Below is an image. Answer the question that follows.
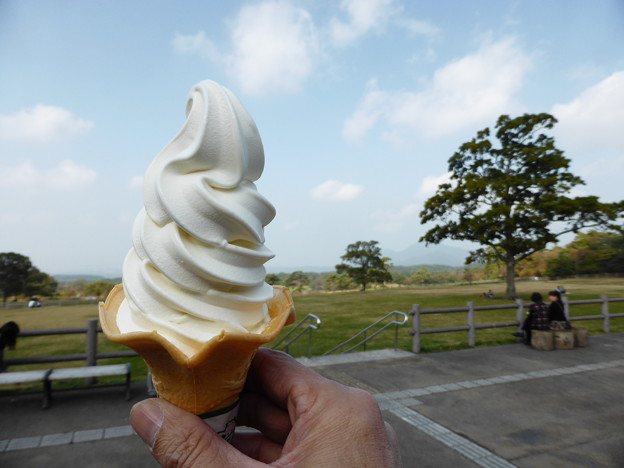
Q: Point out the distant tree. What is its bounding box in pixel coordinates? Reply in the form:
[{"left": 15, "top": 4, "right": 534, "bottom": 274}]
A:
[
  {"left": 324, "top": 272, "right": 356, "bottom": 291},
  {"left": 336, "top": 241, "right": 392, "bottom": 291},
  {"left": 545, "top": 249, "right": 575, "bottom": 278},
  {"left": 462, "top": 267, "right": 475, "bottom": 284},
  {"left": 567, "top": 231, "right": 620, "bottom": 274},
  {"left": 605, "top": 234, "right": 624, "bottom": 273},
  {"left": 24, "top": 267, "right": 58, "bottom": 298},
  {"left": 420, "top": 113, "right": 624, "bottom": 299},
  {"left": 84, "top": 281, "right": 115, "bottom": 299},
  {"left": 0, "top": 252, "right": 33, "bottom": 303},
  {"left": 409, "top": 268, "right": 432, "bottom": 285},
  {"left": 60, "top": 279, "right": 88, "bottom": 297},
  {"left": 265, "top": 273, "right": 281, "bottom": 285},
  {"left": 285, "top": 271, "right": 310, "bottom": 292}
]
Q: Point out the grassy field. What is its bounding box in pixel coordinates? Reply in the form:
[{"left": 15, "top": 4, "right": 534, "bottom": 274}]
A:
[{"left": 1, "top": 277, "right": 623, "bottom": 387}]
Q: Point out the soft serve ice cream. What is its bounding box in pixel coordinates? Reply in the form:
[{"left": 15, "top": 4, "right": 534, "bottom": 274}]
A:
[
  {"left": 116, "top": 80, "right": 276, "bottom": 358},
  {"left": 99, "top": 80, "right": 295, "bottom": 418}
]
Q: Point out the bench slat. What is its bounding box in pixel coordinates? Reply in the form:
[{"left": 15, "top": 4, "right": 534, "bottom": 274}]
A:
[
  {"left": 0, "top": 369, "right": 51, "bottom": 385},
  {"left": 49, "top": 364, "right": 129, "bottom": 380}
]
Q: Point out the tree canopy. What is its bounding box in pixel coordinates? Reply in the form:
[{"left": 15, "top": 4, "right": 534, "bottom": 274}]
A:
[
  {"left": 0, "top": 252, "right": 33, "bottom": 302},
  {"left": 24, "top": 267, "right": 58, "bottom": 298},
  {"left": 336, "top": 240, "right": 392, "bottom": 291},
  {"left": 0, "top": 252, "right": 60, "bottom": 302},
  {"left": 420, "top": 113, "right": 624, "bottom": 299}
]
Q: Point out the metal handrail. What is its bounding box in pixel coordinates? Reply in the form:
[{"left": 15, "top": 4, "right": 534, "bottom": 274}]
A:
[
  {"left": 323, "top": 311, "right": 408, "bottom": 355},
  {"left": 271, "top": 314, "right": 321, "bottom": 357}
]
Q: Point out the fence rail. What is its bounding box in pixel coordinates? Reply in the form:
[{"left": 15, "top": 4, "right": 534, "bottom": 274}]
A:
[
  {"left": 4, "top": 319, "right": 137, "bottom": 369},
  {"left": 271, "top": 313, "right": 321, "bottom": 357},
  {"left": 410, "top": 295, "right": 624, "bottom": 353},
  {"left": 323, "top": 311, "right": 408, "bottom": 355}
]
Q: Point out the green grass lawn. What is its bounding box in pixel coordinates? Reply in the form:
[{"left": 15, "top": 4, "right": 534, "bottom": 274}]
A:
[{"left": 2, "top": 277, "right": 623, "bottom": 387}]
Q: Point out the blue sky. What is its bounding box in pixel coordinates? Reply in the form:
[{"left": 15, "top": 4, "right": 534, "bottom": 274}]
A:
[{"left": 1, "top": 0, "right": 623, "bottom": 276}]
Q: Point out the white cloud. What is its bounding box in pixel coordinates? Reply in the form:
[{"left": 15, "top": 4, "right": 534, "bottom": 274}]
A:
[
  {"left": 330, "top": 0, "right": 396, "bottom": 46},
  {"left": 171, "top": 2, "right": 318, "bottom": 96},
  {"left": 552, "top": 71, "right": 624, "bottom": 152},
  {"left": 371, "top": 172, "right": 451, "bottom": 233},
  {"left": 342, "top": 79, "right": 390, "bottom": 142},
  {"left": 46, "top": 160, "right": 97, "bottom": 190},
  {"left": 400, "top": 18, "right": 441, "bottom": 38},
  {"left": 0, "top": 105, "right": 93, "bottom": 143},
  {"left": 416, "top": 172, "right": 452, "bottom": 200},
  {"left": 228, "top": 1, "right": 319, "bottom": 96},
  {"left": 310, "top": 180, "right": 364, "bottom": 202},
  {"left": 343, "top": 37, "right": 532, "bottom": 143},
  {"left": 171, "top": 31, "right": 220, "bottom": 61},
  {"left": 371, "top": 202, "right": 420, "bottom": 233},
  {"left": 1, "top": 160, "right": 97, "bottom": 191}
]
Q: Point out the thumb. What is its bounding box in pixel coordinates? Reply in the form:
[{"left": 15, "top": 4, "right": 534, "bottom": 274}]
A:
[{"left": 130, "top": 399, "right": 254, "bottom": 467}]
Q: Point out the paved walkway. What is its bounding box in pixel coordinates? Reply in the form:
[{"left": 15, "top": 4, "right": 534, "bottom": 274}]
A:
[{"left": 1, "top": 333, "right": 623, "bottom": 467}]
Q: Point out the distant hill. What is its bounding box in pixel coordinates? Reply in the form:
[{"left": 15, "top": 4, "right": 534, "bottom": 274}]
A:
[
  {"left": 54, "top": 274, "right": 122, "bottom": 284},
  {"left": 266, "top": 243, "right": 471, "bottom": 274},
  {"left": 383, "top": 242, "right": 470, "bottom": 267},
  {"left": 391, "top": 264, "right": 464, "bottom": 273}
]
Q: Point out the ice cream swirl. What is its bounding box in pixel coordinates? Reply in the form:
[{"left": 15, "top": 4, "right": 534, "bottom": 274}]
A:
[{"left": 117, "top": 81, "right": 276, "bottom": 357}]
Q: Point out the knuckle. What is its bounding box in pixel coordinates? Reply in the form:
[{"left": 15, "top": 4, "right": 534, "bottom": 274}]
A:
[{"left": 154, "top": 423, "right": 211, "bottom": 468}]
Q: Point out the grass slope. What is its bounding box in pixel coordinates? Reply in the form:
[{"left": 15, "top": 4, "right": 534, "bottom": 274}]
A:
[{"left": 1, "top": 278, "right": 622, "bottom": 385}]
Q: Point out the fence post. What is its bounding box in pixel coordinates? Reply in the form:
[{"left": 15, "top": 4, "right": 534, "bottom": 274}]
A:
[
  {"left": 86, "top": 319, "right": 98, "bottom": 385},
  {"left": 467, "top": 302, "right": 475, "bottom": 347},
  {"left": 411, "top": 305, "right": 421, "bottom": 354},
  {"left": 515, "top": 298, "right": 524, "bottom": 331},
  {"left": 601, "top": 294, "right": 610, "bottom": 333},
  {"left": 307, "top": 327, "right": 313, "bottom": 358},
  {"left": 562, "top": 296, "right": 571, "bottom": 321}
]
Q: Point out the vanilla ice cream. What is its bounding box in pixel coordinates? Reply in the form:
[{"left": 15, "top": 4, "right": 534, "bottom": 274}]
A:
[{"left": 116, "top": 80, "right": 276, "bottom": 358}]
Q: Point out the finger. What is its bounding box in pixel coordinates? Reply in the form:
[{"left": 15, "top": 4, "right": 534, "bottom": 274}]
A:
[
  {"left": 130, "top": 398, "right": 260, "bottom": 468},
  {"left": 237, "top": 391, "right": 291, "bottom": 443},
  {"left": 384, "top": 421, "right": 403, "bottom": 467},
  {"left": 246, "top": 348, "right": 327, "bottom": 408},
  {"left": 232, "top": 431, "right": 283, "bottom": 463}
]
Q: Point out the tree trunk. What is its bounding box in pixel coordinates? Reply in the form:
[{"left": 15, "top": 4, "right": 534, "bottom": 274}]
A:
[{"left": 505, "top": 259, "right": 516, "bottom": 299}]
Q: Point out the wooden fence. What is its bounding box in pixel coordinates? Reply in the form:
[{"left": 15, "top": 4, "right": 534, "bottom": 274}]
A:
[
  {"left": 4, "top": 319, "right": 137, "bottom": 369},
  {"left": 410, "top": 295, "right": 624, "bottom": 353}
]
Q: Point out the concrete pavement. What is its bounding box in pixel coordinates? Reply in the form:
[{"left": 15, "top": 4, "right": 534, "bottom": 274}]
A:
[{"left": 1, "top": 333, "right": 623, "bottom": 467}]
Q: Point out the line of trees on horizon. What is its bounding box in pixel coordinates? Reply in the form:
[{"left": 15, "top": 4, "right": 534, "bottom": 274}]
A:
[{"left": 0, "top": 252, "right": 117, "bottom": 303}]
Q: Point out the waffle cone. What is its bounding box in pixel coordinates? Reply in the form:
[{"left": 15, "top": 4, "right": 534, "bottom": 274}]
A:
[{"left": 99, "top": 284, "right": 295, "bottom": 415}]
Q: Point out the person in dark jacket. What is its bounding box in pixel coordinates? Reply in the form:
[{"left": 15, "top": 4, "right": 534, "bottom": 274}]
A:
[
  {"left": 548, "top": 290, "right": 571, "bottom": 329},
  {"left": 0, "top": 321, "right": 20, "bottom": 372},
  {"left": 515, "top": 292, "right": 550, "bottom": 344}
]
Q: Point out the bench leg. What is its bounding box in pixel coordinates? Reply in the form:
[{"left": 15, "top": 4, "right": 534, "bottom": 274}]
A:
[
  {"left": 43, "top": 380, "right": 51, "bottom": 409},
  {"left": 125, "top": 371, "right": 131, "bottom": 401}
]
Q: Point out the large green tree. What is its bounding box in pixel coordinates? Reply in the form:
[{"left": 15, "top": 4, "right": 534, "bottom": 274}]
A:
[
  {"left": 420, "top": 113, "right": 624, "bottom": 299},
  {"left": 284, "top": 271, "right": 310, "bottom": 292},
  {"left": 0, "top": 252, "right": 33, "bottom": 302},
  {"left": 336, "top": 240, "right": 392, "bottom": 291},
  {"left": 24, "top": 267, "right": 58, "bottom": 298}
]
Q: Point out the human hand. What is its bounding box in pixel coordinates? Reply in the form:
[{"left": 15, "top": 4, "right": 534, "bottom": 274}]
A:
[{"left": 130, "top": 348, "right": 401, "bottom": 467}]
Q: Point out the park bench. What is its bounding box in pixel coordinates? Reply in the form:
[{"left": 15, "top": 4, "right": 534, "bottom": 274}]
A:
[
  {"left": 531, "top": 327, "right": 589, "bottom": 351},
  {"left": 0, "top": 369, "right": 53, "bottom": 408},
  {"left": 0, "top": 363, "right": 131, "bottom": 408}
]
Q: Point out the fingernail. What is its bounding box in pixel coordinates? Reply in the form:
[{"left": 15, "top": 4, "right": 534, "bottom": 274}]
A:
[{"left": 131, "top": 400, "right": 164, "bottom": 449}]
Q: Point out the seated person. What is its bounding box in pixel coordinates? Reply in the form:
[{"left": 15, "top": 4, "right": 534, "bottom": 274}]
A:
[
  {"left": 523, "top": 292, "right": 550, "bottom": 343},
  {"left": 548, "top": 290, "right": 571, "bottom": 329}
]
